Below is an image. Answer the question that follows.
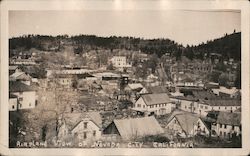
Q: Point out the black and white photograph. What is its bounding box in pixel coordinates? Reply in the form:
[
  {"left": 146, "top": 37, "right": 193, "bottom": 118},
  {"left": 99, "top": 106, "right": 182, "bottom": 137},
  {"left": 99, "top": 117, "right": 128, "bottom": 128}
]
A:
[{"left": 1, "top": 0, "right": 250, "bottom": 155}]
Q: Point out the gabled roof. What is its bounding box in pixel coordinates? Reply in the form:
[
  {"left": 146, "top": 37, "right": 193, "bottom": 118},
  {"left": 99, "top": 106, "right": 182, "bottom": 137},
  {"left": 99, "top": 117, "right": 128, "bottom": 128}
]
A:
[
  {"left": 216, "top": 112, "right": 241, "bottom": 126},
  {"left": 62, "top": 111, "right": 102, "bottom": 130},
  {"left": 173, "top": 113, "right": 200, "bottom": 134},
  {"left": 146, "top": 86, "right": 169, "bottom": 94},
  {"left": 9, "top": 65, "right": 18, "bottom": 71},
  {"left": 113, "top": 116, "right": 164, "bottom": 140},
  {"left": 9, "top": 81, "right": 35, "bottom": 92},
  {"left": 10, "top": 72, "right": 31, "bottom": 81},
  {"left": 203, "top": 99, "right": 241, "bottom": 106},
  {"left": 141, "top": 93, "right": 170, "bottom": 105}
]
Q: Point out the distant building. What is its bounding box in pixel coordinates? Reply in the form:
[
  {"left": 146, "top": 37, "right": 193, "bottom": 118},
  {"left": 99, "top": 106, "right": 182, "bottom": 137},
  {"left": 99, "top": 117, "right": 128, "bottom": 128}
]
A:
[
  {"left": 212, "top": 87, "right": 240, "bottom": 98},
  {"left": 212, "top": 112, "right": 241, "bottom": 139},
  {"left": 170, "top": 96, "right": 199, "bottom": 113},
  {"left": 110, "top": 56, "right": 132, "bottom": 69},
  {"left": 133, "top": 93, "right": 172, "bottom": 115},
  {"left": 9, "top": 94, "right": 18, "bottom": 111},
  {"left": 166, "top": 112, "right": 210, "bottom": 138},
  {"left": 9, "top": 72, "right": 32, "bottom": 86},
  {"left": 145, "top": 86, "right": 170, "bottom": 95},
  {"left": 58, "top": 112, "right": 102, "bottom": 142},
  {"left": 9, "top": 81, "right": 37, "bottom": 110},
  {"left": 10, "top": 58, "right": 36, "bottom": 65},
  {"left": 9, "top": 65, "right": 21, "bottom": 75},
  {"left": 103, "top": 116, "right": 164, "bottom": 140},
  {"left": 198, "top": 99, "right": 241, "bottom": 117}
]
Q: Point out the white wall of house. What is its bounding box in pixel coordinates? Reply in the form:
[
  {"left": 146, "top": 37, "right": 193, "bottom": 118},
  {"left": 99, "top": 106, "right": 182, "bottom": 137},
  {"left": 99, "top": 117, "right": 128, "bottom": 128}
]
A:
[
  {"left": 134, "top": 97, "right": 172, "bottom": 115},
  {"left": 198, "top": 103, "right": 240, "bottom": 117},
  {"left": 213, "top": 123, "right": 241, "bottom": 138},
  {"left": 170, "top": 98, "right": 198, "bottom": 114},
  {"left": 192, "top": 119, "right": 210, "bottom": 136},
  {"left": 11, "top": 91, "right": 36, "bottom": 109},
  {"left": 58, "top": 78, "right": 73, "bottom": 87},
  {"left": 111, "top": 56, "right": 131, "bottom": 68},
  {"left": 9, "top": 98, "right": 18, "bottom": 111},
  {"left": 166, "top": 117, "right": 187, "bottom": 137},
  {"left": 184, "top": 82, "right": 195, "bottom": 87},
  {"left": 71, "top": 119, "right": 101, "bottom": 141}
]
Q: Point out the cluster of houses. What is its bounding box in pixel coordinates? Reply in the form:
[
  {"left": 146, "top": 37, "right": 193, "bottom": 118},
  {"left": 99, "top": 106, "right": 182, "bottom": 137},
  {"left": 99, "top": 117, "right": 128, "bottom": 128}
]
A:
[
  {"left": 9, "top": 53, "right": 242, "bottom": 146},
  {"left": 9, "top": 66, "right": 38, "bottom": 111}
]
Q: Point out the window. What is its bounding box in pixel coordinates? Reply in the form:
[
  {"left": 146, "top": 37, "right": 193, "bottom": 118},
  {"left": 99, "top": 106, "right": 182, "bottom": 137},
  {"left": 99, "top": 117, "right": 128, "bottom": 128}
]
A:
[
  {"left": 19, "top": 104, "right": 22, "bottom": 108},
  {"left": 219, "top": 107, "right": 220, "bottom": 110},
  {"left": 224, "top": 132, "right": 226, "bottom": 136},
  {"left": 137, "top": 104, "right": 141, "bottom": 108},
  {"left": 220, "top": 124, "right": 223, "bottom": 128},
  {"left": 12, "top": 105, "right": 15, "bottom": 109},
  {"left": 225, "top": 107, "right": 227, "bottom": 110},
  {"left": 143, "top": 105, "right": 145, "bottom": 108},
  {"left": 93, "top": 130, "right": 96, "bottom": 137},
  {"left": 225, "top": 125, "right": 227, "bottom": 129},
  {"left": 19, "top": 97, "right": 23, "bottom": 101},
  {"left": 29, "top": 103, "right": 31, "bottom": 107},
  {"left": 205, "top": 106, "right": 208, "bottom": 109},
  {"left": 200, "top": 105, "right": 203, "bottom": 109},
  {"left": 84, "top": 122, "right": 88, "bottom": 129},
  {"left": 83, "top": 132, "right": 87, "bottom": 139},
  {"left": 220, "top": 131, "right": 222, "bottom": 136},
  {"left": 232, "top": 125, "right": 235, "bottom": 130}
]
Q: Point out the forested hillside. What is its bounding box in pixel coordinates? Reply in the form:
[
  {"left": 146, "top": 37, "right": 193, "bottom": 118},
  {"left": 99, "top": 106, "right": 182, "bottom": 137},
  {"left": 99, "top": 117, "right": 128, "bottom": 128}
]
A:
[{"left": 9, "top": 32, "right": 241, "bottom": 60}]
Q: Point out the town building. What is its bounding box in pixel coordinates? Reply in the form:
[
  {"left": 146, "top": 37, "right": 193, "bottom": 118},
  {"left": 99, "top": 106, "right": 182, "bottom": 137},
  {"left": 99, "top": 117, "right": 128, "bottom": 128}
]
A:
[
  {"left": 211, "top": 112, "right": 241, "bottom": 139},
  {"left": 9, "top": 94, "right": 18, "bottom": 111},
  {"left": 198, "top": 99, "right": 241, "bottom": 116},
  {"left": 58, "top": 112, "right": 102, "bottom": 143},
  {"left": 9, "top": 65, "right": 21, "bottom": 75},
  {"left": 133, "top": 93, "right": 172, "bottom": 115},
  {"left": 166, "top": 112, "right": 210, "bottom": 138},
  {"left": 170, "top": 96, "right": 199, "bottom": 113},
  {"left": 212, "top": 86, "right": 240, "bottom": 98},
  {"left": 10, "top": 72, "right": 32, "bottom": 86},
  {"left": 110, "top": 56, "right": 132, "bottom": 69},
  {"left": 103, "top": 116, "right": 164, "bottom": 140},
  {"left": 9, "top": 81, "right": 37, "bottom": 110}
]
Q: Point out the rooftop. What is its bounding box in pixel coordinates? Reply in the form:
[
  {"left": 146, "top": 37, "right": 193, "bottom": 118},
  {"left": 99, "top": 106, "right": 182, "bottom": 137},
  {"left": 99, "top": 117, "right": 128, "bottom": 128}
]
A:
[
  {"left": 146, "top": 86, "right": 169, "bottom": 94},
  {"left": 203, "top": 99, "right": 241, "bottom": 106},
  {"left": 113, "top": 116, "right": 164, "bottom": 140},
  {"left": 141, "top": 93, "right": 171, "bottom": 105},
  {"left": 217, "top": 112, "right": 241, "bottom": 126},
  {"left": 9, "top": 81, "right": 36, "bottom": 92}
]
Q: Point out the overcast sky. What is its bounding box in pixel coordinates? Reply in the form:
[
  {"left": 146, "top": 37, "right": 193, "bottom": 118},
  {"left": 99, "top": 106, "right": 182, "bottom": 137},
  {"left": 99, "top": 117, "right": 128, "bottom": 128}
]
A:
[{"left": 9, "top": 10, "right": 240, "bottom": 46}]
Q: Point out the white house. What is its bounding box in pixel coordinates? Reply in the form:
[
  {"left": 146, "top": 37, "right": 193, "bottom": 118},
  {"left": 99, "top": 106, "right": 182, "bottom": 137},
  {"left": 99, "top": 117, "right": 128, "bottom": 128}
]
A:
[
  {"left": 110, "top": 56, "right": 132, "bottom": 69},
  {"left": 9, "top": 81, "right": 37, "bottom": 110},
  {"left": 9, "top": 72, "right": 32, "bottom": 86},
  {"left": 212, "top": 86, "right": 240, "bottom": 98},
  {"left": 170, "top": 96, "right": 199, "bottom": 113},
  {"left": 211, "top": 112, "right": 241, "bottom": 139},
  {"left": 133, "top": 93, "right": 172, "bottom": 115},
  {"left": 198, "top": 99, "right": 241, "bottom": 117},
  {"left": 166, "top": 112, "right": 210, "bottom": 138},
  {"left": 9, "top": 94, "right": 18, "bottom": 111},
  {"left": 58, "top": 112, "right": 102, "bottom": 143}
]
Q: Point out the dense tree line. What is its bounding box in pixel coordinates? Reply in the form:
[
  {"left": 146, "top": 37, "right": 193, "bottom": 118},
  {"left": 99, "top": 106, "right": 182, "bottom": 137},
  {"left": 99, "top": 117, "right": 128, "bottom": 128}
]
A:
[{"left": 9, "top": 32, "right": 241, "bottom": 60}]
